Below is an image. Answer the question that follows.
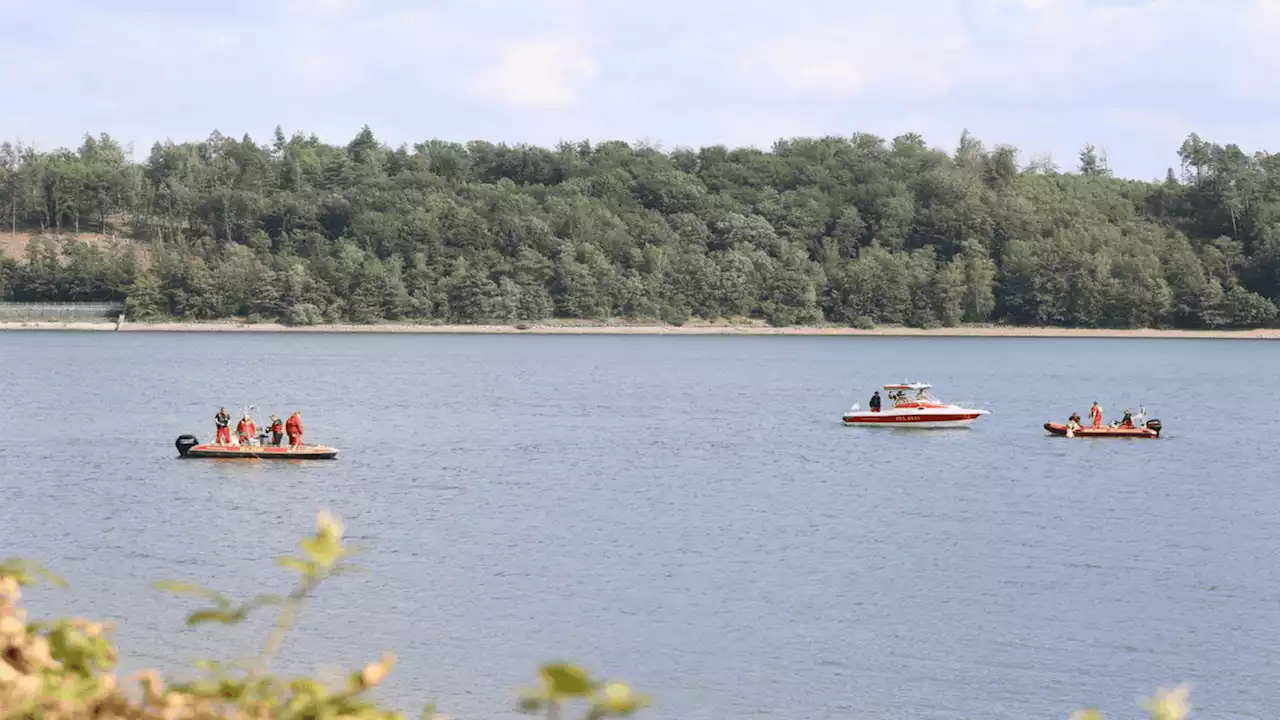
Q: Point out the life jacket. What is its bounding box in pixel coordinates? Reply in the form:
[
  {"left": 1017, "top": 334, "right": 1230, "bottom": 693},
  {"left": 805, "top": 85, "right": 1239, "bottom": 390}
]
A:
[{"left": 270, "top": 420, "right": 283, "bottom": 433}]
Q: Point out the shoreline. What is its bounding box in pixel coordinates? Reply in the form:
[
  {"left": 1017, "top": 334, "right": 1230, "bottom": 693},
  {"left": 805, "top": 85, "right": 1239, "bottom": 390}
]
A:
[{"left": 2, "top": 319, "right": 1279, "bottom": 339}]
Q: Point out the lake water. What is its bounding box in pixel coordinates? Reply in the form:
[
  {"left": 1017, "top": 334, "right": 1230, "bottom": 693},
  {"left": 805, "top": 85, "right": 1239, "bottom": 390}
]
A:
[{"left": 2, "top": 332, "right": 1278, "bottom": 719}]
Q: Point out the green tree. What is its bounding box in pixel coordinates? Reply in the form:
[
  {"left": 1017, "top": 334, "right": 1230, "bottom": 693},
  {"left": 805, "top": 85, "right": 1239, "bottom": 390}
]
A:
[
  {"left": 125, "top": 265, "right": 167, "bottom": 320},
  {"left": 4, "top": 124, "right": 1280, "bottom": 330}
]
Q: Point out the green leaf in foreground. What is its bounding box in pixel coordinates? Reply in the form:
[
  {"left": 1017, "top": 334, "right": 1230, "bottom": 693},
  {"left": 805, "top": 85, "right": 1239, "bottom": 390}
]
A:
[
  {"left": 0, "top": 557, "right": 66, "bottom": 587},
  {"left": 153, "top": 579, "right": 232, "bottom": 608},
  {"left": 539, "top": 661, "right": 594, "bottom": 697},
  {"left": 274, "top": 556, "right": 316, "bottom": 575},
  {"left": 186, "top": 609, "right": 244, "bottom": 626}
]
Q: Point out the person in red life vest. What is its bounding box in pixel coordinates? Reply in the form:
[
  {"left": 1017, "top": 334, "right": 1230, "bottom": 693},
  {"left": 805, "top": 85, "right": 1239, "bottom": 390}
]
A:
[
  {"left": 236, "top": 413, "right": 257, "bottom": 445},
  {"left": 1089, "top": 402, "right": 1103, "bottom": 429},
  {"left": 285, "top": 411, "right": 303, "bottom": 447},
  {"left": 268, "top": 415, "right": 284, "bottom": 446},
  {"left": 214, "top": 407, "right": 231, "bottom": 444}
]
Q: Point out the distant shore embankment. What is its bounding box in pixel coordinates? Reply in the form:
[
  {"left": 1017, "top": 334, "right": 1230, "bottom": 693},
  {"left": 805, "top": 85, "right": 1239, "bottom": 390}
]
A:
[{"left": 2, "top": 319, "right": 1279, "bottom": 339}]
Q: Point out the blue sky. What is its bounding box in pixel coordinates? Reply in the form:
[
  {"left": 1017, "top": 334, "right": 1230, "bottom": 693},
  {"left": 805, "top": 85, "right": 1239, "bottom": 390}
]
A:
[{"left": 1, "top": 0, "right": 1276, "bottom": 180}]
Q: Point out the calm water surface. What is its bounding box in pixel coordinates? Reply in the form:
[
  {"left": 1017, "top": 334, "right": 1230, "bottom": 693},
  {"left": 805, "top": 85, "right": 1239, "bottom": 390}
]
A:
[{"left": 1, "top": 332, "right": 1278, "bottom": 719}]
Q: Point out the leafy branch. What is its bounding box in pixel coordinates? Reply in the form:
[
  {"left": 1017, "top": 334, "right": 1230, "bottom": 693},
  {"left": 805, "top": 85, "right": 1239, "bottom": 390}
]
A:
[
  {"left": 4, "top": 507, "right": 1194, "bottom": 720},
  {"left": 516, "top": 662, "right": 651, "bottom": 720},
  {"left": 152, "top": 510, "right": 366, "bottom": 676}
]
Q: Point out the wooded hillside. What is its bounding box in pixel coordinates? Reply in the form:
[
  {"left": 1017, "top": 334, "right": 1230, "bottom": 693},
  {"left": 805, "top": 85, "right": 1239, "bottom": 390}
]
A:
[{"left": 0, "top": 127, "right": 1275, "bottom": 328}]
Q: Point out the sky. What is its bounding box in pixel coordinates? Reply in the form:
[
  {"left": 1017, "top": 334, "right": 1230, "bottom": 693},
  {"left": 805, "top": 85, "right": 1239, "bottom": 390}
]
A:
[{"left": 1, "top": 0, "right": 1278, "bottom": 180}]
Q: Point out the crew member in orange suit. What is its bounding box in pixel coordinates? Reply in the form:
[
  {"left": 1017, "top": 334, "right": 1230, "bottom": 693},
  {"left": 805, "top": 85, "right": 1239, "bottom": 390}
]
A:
[
  {"left": 1089, "top": 402, "right": 1103, "bottom": 429},
  {"left": 236, "top": 414, "right": 257, "bottom": 445},
  {"left": 285, "top": 412, "right": 303, "bottom": 447},
  {"left": 214, "top": 407, "right": 231, "bottom": 444}
]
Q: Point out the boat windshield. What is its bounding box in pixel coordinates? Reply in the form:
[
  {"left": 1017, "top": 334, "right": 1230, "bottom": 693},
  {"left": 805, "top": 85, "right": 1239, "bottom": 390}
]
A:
[
  {"left": 883, "top": 385, "right": 940, "bottom": 405},
  {"left": 900, "top": 393, "right": 940, "bottom": 404}
]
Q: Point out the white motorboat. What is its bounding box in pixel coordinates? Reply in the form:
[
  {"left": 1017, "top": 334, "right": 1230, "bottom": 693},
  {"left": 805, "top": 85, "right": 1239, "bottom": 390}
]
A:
[{"left": 842, "top": 382, "right": 990, "bottom": 428}]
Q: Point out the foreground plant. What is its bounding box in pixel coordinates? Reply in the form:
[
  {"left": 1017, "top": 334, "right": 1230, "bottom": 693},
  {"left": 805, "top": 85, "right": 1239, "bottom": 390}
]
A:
[
  {"left": 2, "top": 510, "right": 1192, "bottom": 719},
  {"left": 0, "top": 510, "right": 646, "bottom": 719},
  {"left": 515, "top": 662, "right": 649, "bottom": 719},
  {"left": 1070, "top": 683, "right": 1192, "bottom": 720}
]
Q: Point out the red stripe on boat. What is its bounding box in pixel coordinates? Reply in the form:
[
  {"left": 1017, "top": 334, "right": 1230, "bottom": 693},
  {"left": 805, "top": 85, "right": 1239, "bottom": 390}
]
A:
[{"left": 843, "top": 414, "right": 980, "bottom": 423}]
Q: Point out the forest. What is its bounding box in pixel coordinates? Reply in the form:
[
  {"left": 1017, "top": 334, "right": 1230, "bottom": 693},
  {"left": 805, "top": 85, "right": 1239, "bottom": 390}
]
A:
[{"left": 0, "top": 126, "right": 1277, "bottom": 328}]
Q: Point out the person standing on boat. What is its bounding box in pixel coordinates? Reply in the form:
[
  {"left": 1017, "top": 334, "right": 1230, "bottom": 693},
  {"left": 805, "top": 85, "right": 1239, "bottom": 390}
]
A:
[
  {"left": 236, "top": 413, "right": 257, "bottom": 445},
  {"left": 1089, "top": 402, "right": 1103, "bottom": 429},
  {"left": 285, "top": 411, "right": 303, "bottom": 447},
  {"left": 214, "top": 408, "right": 231, "bottom": 445},
  {"left": 869, "top": 391, "right": 882, "bottom": 413},
  {"left": 268, "top": 415, "right": 284, "bottom": 446}
]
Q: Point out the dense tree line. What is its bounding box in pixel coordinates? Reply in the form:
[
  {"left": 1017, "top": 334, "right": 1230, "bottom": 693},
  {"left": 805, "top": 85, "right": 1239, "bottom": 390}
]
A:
[{"left": 1, "top": 126, "right": 1278, "bottom": 328}]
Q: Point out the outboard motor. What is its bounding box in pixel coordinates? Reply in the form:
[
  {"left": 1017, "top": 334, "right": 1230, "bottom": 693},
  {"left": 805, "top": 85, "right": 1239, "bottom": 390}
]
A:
[
  {"left": 1145, "top": 419, "right": 1162, "bottom": 436},
  {"left": 175, "top": 434, "right": 199, "bottom": 457}
]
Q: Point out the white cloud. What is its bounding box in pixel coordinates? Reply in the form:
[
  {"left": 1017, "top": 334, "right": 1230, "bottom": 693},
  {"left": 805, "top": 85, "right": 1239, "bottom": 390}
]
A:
[
  {"left": 282, "top": 0, "right": 359, "bottom": 18},
  {"left": 1103, "top": 109, "right": 1192, "bottom": 146},
  {"left": 964, "top": 0, "right": 1253, "bottom": 103},
  {"left": 718, "top": 110, "right": 823, "bottom": 150},
  {"left": 470, "top": 39, "right": 598, "bottom": 109},
  {"left": 5, "top": 0, "right": 1280, "bottom": 177},
  {"left": 726, "top": 3, "right": 970, "bottom": 99},
  {"left": 720, "top": 0, "right": 1240, "bottom": 103},
  {"left": 1228, "top": 0, "right": 1280, "bottom": 99}
]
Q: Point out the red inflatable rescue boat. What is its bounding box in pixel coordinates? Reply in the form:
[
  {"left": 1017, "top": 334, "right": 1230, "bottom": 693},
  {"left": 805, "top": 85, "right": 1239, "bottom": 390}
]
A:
[
  {"left": 175, "top": 434, "right": 339, "bottom": 459},
  {"left": 1043, "top": 419, "right": 1161, "bottom": 438}
]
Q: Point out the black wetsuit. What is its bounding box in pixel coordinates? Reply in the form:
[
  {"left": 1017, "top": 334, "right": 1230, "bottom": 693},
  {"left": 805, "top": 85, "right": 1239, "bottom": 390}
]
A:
[{"left": 869, "top": 393, "right": 881, "bottom": 411}]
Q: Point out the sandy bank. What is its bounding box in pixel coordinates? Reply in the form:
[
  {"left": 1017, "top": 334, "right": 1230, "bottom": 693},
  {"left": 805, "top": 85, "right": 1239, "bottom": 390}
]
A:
[{"left": 2, "top": 319, "right": 1279, "bottom": 339}]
